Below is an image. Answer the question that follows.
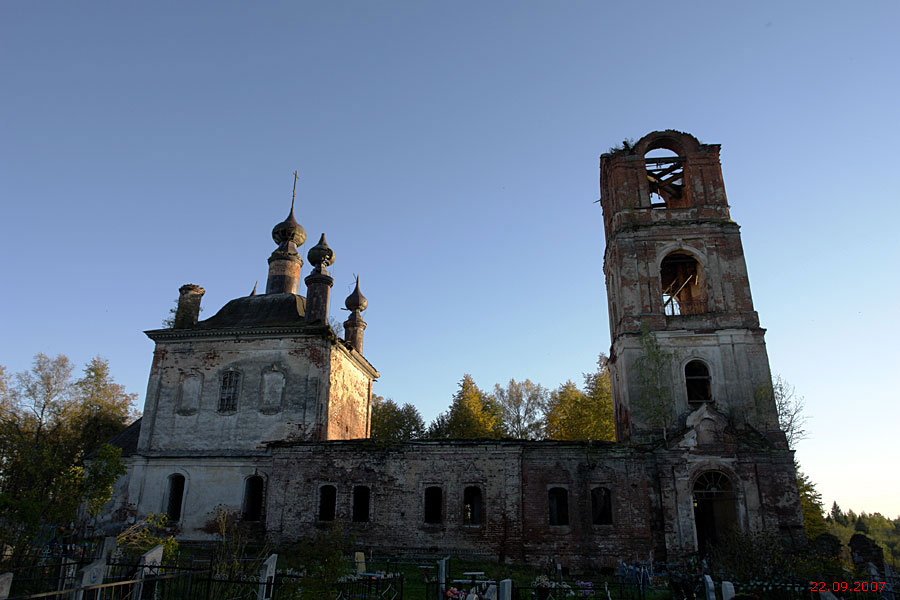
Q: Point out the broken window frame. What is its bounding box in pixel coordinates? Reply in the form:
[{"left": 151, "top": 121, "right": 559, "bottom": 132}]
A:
[
  {"left": 645, "top": 151, "right": 685, "bottom": 209},
  {"left": 424, "top": 486, "right": 443, "bottom": 525},
  {"left": 218, "top": 370, "right": 241, "bottom": 412},
  {"left": 462, "top": 486, "right": 483, "bottom": 526},
  {"left": 548, "top": 487, "right": 569, "bottom": 527},
  {"left": 318, "top": 484, "right": 337, "bottom": 522},
  {"left": 685, "top": 360, "right": 713, "bottom": 403},
  {"left": 660, "top": 252, "right": 706, "bottom": 315}
]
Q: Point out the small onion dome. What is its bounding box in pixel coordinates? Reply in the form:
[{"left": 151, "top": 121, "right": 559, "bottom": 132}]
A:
[
  {"left": 345, "top": 277, "right": 368, "bottom": 312},
  {"left": 307, "top": 233, "right": 334, "bottom": 268},
  {"left": 272, "top": 203, "right": 306, "bottom": 247}
]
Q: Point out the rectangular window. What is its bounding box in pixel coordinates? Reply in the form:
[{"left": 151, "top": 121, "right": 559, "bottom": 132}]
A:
[
  {"left": 424, "top": 486, "right": 442, "bottom": 524},
  {"left": 463, "top": 486, "right": 483, "bottom": 525},
  {"left": 219, "top": 371, "right": 241, "bottom": 412},
  {"left": 352, "top": 486, "right": 370, "bottom": 522},
  {"left": 548, "top": 487, "right": 568, "bottom": 526},
  {"left": 591, "top": 487, "right": 613, "bottom": 525},
  {"left": 319, "top": 485, "right": 336, "bottom": 521}
]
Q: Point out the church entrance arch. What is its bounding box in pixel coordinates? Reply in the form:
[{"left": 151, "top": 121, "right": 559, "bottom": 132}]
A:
[{"left": 692, "top": 470, "right": 737, "bottom": 554}]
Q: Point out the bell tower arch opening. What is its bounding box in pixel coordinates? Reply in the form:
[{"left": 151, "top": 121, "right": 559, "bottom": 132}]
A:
[
  {"left": 692, "top": 470, "right": 737, "bottom": 554},
  {"left": 660, "top": 251, "right": 706, "bottom": 315},
  {"left": 645, "top": 147, "right": 685, "bottom": 209}
]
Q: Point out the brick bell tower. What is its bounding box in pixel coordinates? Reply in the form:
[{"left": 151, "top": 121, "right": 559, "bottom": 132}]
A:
[{"left": 600, "top": 130, "right": 783, "bottom": 446}]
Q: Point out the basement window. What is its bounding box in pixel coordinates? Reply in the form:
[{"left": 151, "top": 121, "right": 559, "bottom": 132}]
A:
[
  {"left": 591, "top": 487, "right": 613, "bottom": 526},
  {"left": 242, "top": 475, "right": 264, "bottom": 522},
  {"left": 661, "top": 252, "right": 705, "bottom": 315},
  {"left": 424, "top": 486, "right": 442, "bottom": 524},
  {"left": 463, "top": 486, "right": 483, "bottom": 526},
  {"left": 166, "top": 474, "right": 185, "bottom": 522},
  {"left": 218, "top": 370, "right": 241, "bottom": 412},
  {"left": 685, "top": 360, "right": 712, "bottom": 403},
  {"left": 548, "top": 487, "right": 569, "bottom": 526},
  {"left": 352, "top": 486, "right": 370, "bottom": 523},
  {"left": 319, "top": 485, "right": 336, "bottom": 521}
]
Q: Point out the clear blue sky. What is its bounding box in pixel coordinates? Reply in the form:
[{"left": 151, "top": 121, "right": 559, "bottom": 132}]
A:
[{"left": 2, "top": 2, "right": 898, "bottom": 517}]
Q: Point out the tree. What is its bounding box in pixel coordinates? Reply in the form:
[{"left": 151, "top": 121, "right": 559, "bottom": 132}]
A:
[
  {"left": 632, "top": 322, "right": 674, "bottom": 441},
  {"left": 492, "top": 379, "right": 546, "bottom": 440},
  {"left": 773, "top": 374, "right": 808, "bottom": 449},
  {"left": 581, "top": 354, "right": 616, "bottom": 441},
  {"left": 544, "top": 364, "right": 615, "bottom": 442},
  {"left": 426, "top": 375, "right": 501, "bottom": 439},
  {"left": 796, "top": 464, "right": 827, "bottom": 540},
  {"left": 370, "top": 396, "right": 425, "bottom": 441},
  {"left": 70, "top": 357, "right": 139, "bottom": 456},
  {"left": 0, "top": 354, "right": 128, "bottom": 554},
  {"left": 830, "top": 501, "right": 848, "bottom": 526}
]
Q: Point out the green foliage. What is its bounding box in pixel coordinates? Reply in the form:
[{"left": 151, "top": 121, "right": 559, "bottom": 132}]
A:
[
  {"left": 209, "top": 506, "right": 270, "bottom": 575},
  {"left": 795, "top": 463, "right": 827, "bottom": 540},
  {"left": 116, "top": 513, "right": 179, "bottom": 561},
  {"left": 427, "top": 375, "right": 501, "bottom": 439},
  {"left": 370, "top": 396, "right": 425, "bottom": 441},
  {"left": 492, "top": 379, "right": 546, "bottom": 440},
  {"left": 288, "top": 525, "right": 351, "bottom": 599},
  {"left": 826, "top": 508, "right": 900, "bottom": 570},
  {"left": 632, "top": 322, "right": 673, "bottom": 440},
  {"left": 0, "top": 353, "right": 131, "bottom": 554}
]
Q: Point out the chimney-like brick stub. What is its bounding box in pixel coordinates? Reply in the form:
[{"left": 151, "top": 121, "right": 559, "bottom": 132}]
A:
[{"left": 173, "top": 284, "right": 205, "bottom": 329}]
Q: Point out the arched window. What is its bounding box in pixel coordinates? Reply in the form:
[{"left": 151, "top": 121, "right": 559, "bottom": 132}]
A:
[
  {"left": 548, "top": 487, "right": 569, "bottom": 526},
  {"left": 166, "top": 474, "right": 185, "bottom": 522},
  {"left": 685, "top": 360, "right": 712, "bottom": 402},
  {"left": 352, "top": 486, "right": 370, "bottom": 523},
  {"left": 242, "top": 476, "right": 265, "bottom": 521},
  {"left": 591, "top": 487, "right": 613, "bottom": 525},
  {"left": 318, "top": 485, "right": 336, "bottom": 521},
  {"left": 424, "top": 486, "right": 442, "bottom": 524},
  {"left": 645, "top": 147, "right": 685, "bottom": 209},
  {"left": 660, "top": 252, "right": 705, "bottom": 315},
  {"left": 218, "top": 371, "right": 241, "bottom": 412},
  {"left": 692, "top": 471, "right": 737, "bottom": 553},
  {"left": 463, "top": 487, "right": 483, "bottom": 526}
]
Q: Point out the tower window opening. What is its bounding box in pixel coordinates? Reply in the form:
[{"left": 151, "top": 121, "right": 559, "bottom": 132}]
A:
[
  {"left": 548, "top": 487, "right": 569, "bottom": 526},
  {"left": 591, "top": 486, "right": 613, "bottom": 525},
  {"left": 424, "top": 486, "right": 442, "bottom": 524},
  {"left": 218, "top": 370, "right": 241, "bottom": 412},
  {"left": 319, "top": 485, "right": 336, "bottom": 521},
  {"left": 242, "top": 475, "right": 265, "bottom": 521},
  {"left": 660, "top": 252, "right": 705, "bottom": 315},
  {"left": 352, "top": 486, "right": 370, "bottom": 523},
  {"left": 166, "top": 474, "right": 185, "bottom": 522},
  {"left": 645, "top": 148, "right": 684, "bottom": 208},
  {"left": 463, "top": 486, "right": 483, "bottom": 526},
  {"left": 685, "top": 360, "right": 712, "bottom": 403}
]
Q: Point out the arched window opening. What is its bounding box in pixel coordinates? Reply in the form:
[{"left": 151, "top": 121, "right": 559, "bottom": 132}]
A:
[
  {"left": 591, "top": 487, "right": 613, "bottom": 525},
  {"left": 692, "top": 471, "right": 737, "bottom": 553},
  {"left": 463, "top": 487, "right": 483, "bottom": 526},
  {"left": 166, "top": 474, "right": 185, "bottom": 522},
  {"left": 242, "top": 476, "right": 264, "bottom": 521},
  {"left": 318, "top": 485, "right": 336, "bottom": 521},
  {"left": 645, "top": 148, "right": 684, "bottom": 208},
  {"left": 548, "top": 487, "right": 569, "bottom": 526},
  {"left": 660, "top": 252, "right": 705, "bottom": 315},
  {"left": 352, "top": 486, "right": 370, "bottom": 523},
  {"left": 685, "top": 360, "right": 712, "bottom": 403},
  {"left": 218, "top": 370, "right": 241, "bottom": 412},
  {"left": 424, "top": 486, "right": 442, "bottom": 524}
]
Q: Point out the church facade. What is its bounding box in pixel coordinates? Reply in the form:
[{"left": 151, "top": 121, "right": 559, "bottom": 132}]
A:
[{"left": 98, "top": 131, "right": 804, "bottom": 567}]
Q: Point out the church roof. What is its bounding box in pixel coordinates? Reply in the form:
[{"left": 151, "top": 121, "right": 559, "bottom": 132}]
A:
[
  {"left": 193, "top": 293, "right": 308, "bottom": 329},
  {"left": 104, "top": 417, "right": 142, "bottom": 457}
]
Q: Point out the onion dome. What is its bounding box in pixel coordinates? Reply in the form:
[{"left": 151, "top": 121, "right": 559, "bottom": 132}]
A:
[
  {"left": 307, "top": 233, "right": 335, "bottom": 268},
  {"left": 344, "top": 277, "right": 367, "bottom": 312},
  {"left": 272, "top": 199, "right": 306, "bottom": 247}
]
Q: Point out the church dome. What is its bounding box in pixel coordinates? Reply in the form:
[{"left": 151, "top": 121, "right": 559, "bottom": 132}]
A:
[
  {"left": 345, "top": 278, "right": 367, "bottom": 312},
  {"left": 308, "top": 233, "right": 334, "bottom": 267},
  {"left": 272, "top": 206, "right": 306, "bottom": 247}
]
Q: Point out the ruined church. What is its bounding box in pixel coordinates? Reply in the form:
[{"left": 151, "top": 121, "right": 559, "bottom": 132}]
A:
[{"left": 99, "top": 130, "right": 805, "bottom": 566}]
